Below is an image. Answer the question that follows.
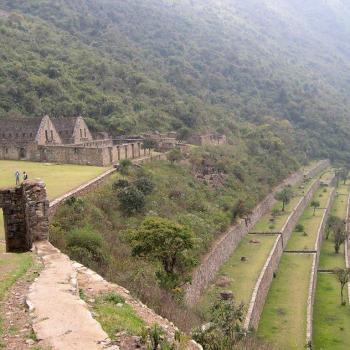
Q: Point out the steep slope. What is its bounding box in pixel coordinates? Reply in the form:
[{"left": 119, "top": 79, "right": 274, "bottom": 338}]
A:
[{"left": 1, "top": 0, "right": 350, "bottom": 160}]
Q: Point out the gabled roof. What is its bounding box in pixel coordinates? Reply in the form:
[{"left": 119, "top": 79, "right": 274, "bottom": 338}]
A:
[
  {"left": 0, "top": 117, "right": 42, "bottom": 141},
  {"left": 51, "top": 117, "right": 79, "bottom": 139}
]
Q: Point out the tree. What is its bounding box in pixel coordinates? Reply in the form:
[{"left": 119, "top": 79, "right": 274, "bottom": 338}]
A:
[
  {"left": 274, "top": 186, "right": 293, "bottom": 211},
  {"left": 326, "top": 215, "right": 344, "bottom": 240},
  {"left": 142, "top": 138, "right": 158, "bottom": 150},
  {"left": 193, "top": 298, "right": 245, "bottom": 349},
  {"left": 117, "top": 186, "right": 145, "bottom": 214},
  {"left": 130, "top": 216, "right": 194, "bottom": 288},
  {"left": 231, "top": 199, "right": 249, "bottom": 223},
  {"left": 134, "top": 177, "right": 155, "bottom": 195},
  {"left": 310, "top": 200, "right": 320, "bottom": 216},
  {"left": 167, "top": 148, "right": 183, "bottom": 164},
  {"left": 334, "top": 268, "right": 350, "bottom": 305},
  {"left": 112, "top": 179, "right": 129, "bottom": 190},
  {"left": 118, "top": 159, "right": 132, "bottom": 178},
  {"left": 334, "top": 227, "right": 346, "bottom": 254}
]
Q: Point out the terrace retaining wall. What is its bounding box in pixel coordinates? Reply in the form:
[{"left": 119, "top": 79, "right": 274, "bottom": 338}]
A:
[
  {"left": 184, "top": 160, "right": 329, "bottom": 305},
  {"left": 346, "top": 193, "right": 350, "bottom": 304},
  {"left": 244, "top": 178, "right": 321, "bottom": 330},
  {"left": 306, "top": 186, "right": 335, "bottom": 347}
]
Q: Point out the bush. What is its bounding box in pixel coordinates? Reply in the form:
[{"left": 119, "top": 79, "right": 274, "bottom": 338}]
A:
[
  {"left": 67, "top": 226, "right": 109, "bottom": 267},
  {"left": 295, "top": 224, "right": 304, "bottom": 232},
  {"left": 134, "top": 177, "right": 155, "bottom": 195},
  {"left": 103, "top": 292, "right": 125, "bottom": 304},
  {"left": 117, "top": 186, "right": 145, "bottom": 214},
  {"left": 112, "top": 179, "right": 129, "bottom": 190}
]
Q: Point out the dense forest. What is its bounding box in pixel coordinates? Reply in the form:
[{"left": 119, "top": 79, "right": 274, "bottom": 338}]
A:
[{"left": 1, "top": 0, "right": 350, "bottom": 162}]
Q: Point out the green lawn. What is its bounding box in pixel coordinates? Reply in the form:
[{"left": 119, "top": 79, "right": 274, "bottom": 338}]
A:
[
  {"left": 257, "top": 253, "right": 313, "bottom": 350},
  {"left": 313, "top": 181, "right": 350, "bottom": 349},
  {"left": 286, "top": 187, "right": 332, "bottom": 251},
  {"left": 313, "top": 274, "right": 350, "bottom": 350},
  {"left": 0, "top": 243, "right": 34, "bottom": 346},
  {"left": 252, "top": 179, "right": 315, "bottom": 233},
  {"left": 196, "top": 234, "right": 277, "bottom": 317},
  {"left": 0, "top": 160, "right": 108, "bottom": 240}
]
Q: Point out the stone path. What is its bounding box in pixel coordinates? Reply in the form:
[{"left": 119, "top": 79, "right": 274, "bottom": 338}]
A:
[{"left": 27, "top": 241, "right": 117, "bottom": 350}]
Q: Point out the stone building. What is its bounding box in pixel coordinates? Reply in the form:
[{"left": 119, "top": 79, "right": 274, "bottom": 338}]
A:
[
  {"left": 0, "top": 116, "right": 148, "bottom": 166},
  {"left": 141, "top": 131, "right": 178, "bottom": 151},
  {"left": 188, "top": 133, "right": 227, "bottom": 146}
]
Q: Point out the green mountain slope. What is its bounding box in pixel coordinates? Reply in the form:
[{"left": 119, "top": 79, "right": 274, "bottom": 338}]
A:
[{"left": 1, "top": 0, "right": 350, "bottom": 160}]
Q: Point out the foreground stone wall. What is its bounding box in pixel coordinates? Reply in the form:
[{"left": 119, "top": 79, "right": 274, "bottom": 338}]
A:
[
  {"left": 184, "top": 160, "right": 329, "bottom": 305},
  {"left": 244, "top": 179, "right": 320, "bottom": 330},
  {"left": 346, "top": 194, "right": 350, "bottom": 304},
  {"left": 1, "top": 181, "right": 49, "bottom": 252},
  {"left": 306, "top": 187, "right": 335, "bottom": 347}
]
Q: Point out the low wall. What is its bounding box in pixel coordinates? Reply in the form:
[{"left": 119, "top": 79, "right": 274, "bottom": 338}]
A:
[
  {"left": 184, "top": 160, "right": 329, "bottom": 305},
  {"left": 244, "top": 178, "right": 320, "bottom": 330},
  {"left": 306, "top": 187, "right": 335, "bottom": 347}
]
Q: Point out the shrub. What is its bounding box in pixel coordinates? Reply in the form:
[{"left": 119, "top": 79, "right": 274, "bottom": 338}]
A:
[
  {"left": 118, "top": 186, "right": 145, "bottom": 214},
  {"left": 103, "top": 292, "right": 125, "bottom": 304},
  {"left": 167, "top": 148, "right": 182, "bottom": 164},
  {"left": 67, "top": 226, "right": 109, "bottom": 267},
  {"left": 295, "top": 224, "right": 304, "bottom": 232},
  {"left": 134, "top": 177, "right": 155, "bottom": 195},
  {"left": 112, "top": 179, "right": 129, "bottom": 190}
]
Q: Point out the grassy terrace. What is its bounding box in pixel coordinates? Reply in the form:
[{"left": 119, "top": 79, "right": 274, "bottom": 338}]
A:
[
  {"left": 258, "top": 185, "right": 334, "bottom": 349},
  {"left": 313, "top": 182, "right": 350, "bottom": 349},
  {"left": 320, "top": 169, "right": 335, "bottom": 183},
  {"left": 196, "top": 177, "right": 317, "bottom": 318},
  {"left": 258, "top": 254, "right": 313, "bottom": 350},
  {"left": 0, "top": 243, "right": 33, "bottom": 346},
  {"left": 253, "top": 178, "right": 314, "bottom": 233},
  {"left": 0, "top": 160, "right": 107, "bottom": 240},
  {"left": 286, "top": 187, "right": 332, "bottom": 251},
  {"left": 196, "top": 234, "right": 277, "bottom": 316}
]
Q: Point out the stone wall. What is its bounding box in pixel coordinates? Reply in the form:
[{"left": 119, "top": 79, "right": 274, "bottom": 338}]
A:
[
  {"left": 1, "top": 181, "right": 49, "bottom": 252},
  {"left": 306, "top": 187, "right": 335, "bottom": 347},
  {"left": 345, "top": 194, "right": 350, "bottom": 304},
  {"left": 244, "top": 178, "right": 320, "bottom": 330},
  {"left": 184, "top": 160, "right": 329, "bottom": 305}
]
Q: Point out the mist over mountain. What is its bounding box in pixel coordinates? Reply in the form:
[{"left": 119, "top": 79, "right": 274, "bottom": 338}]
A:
[{"left": 1, "top": 0, "right": 350, "bottom": 160}]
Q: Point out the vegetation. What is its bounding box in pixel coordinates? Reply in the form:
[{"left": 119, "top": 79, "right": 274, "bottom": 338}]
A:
[
  {"left": 130, "top": 216, "right": 195, "bottom": 289},
  {"left": 334, "top": 268, "right": 350, "bottom": 305},
  {"left": 274, "top": 187, "right": 293, "bottom": 212},
  {"left": 311, "top": 200, "right": 320, "bottom": 216}
]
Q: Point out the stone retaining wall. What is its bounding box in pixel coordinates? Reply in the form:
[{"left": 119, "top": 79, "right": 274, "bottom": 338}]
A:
[
  {"left": 306, "top": 187, "right": 335, "bottom": 347},
  {"left": 244, "top": 178, "right": 320, "bottom": 330},
  {"left": 184, "top": 160, "right": 329, "bottom": 305}
]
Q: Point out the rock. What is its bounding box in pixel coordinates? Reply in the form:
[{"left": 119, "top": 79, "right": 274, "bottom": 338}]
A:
[
  {"left": 240, "top": 256, "right": 248, "bottom": 261},
  {"left": 25, "top": 339, "right": 35, "bottom": 345},
  {"left": 249, "top": 239, "right": 260, "bottom": 244}
]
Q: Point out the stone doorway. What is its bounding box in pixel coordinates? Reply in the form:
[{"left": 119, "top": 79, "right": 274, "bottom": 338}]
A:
[
  {"left": 19, "top": 147, "right": 26, "bottom": 159},
  {"left": 1, "top": 181, "right": 49, "bottom": 252}
]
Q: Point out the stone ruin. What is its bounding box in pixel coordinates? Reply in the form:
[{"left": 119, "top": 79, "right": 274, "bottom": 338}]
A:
[{"left": 2, "top": 181, "right": 49, "bottom": 252}]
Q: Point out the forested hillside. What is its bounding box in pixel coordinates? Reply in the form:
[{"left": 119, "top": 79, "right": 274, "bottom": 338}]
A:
[{"left": 1, "top": 0, "right": 350, "bottom": 161}]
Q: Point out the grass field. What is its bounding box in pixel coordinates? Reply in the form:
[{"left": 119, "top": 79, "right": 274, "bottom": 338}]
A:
[
  {"left": 313, "top": 181, "right": 350, "bottom": 349},
  {"left": 286, "top": 187, "right": 332, "bottom": 251},
  {"left": 252, "top": 179, "right": 314, "bottom": 233},
  {"left": 313, "top": 274, "right": 350, "bottom": 350},
  {"left": 0, "top": 243, "right": 34, "bottom": 346},
  {"left": 0, "top": 160, "right": 108, "bottom": 240},
  {"left": 257, "top": 253, "right": 313, "bottom": 350},
  {"left": 196, "top": 234, "right": 277, "bottom": 317}
]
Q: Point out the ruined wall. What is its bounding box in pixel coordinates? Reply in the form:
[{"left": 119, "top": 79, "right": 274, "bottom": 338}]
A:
[
  {"left": 306, "top": 187, "right": 335, "bottom": 346},
  {"left": 1, "top": 181, "right": 49, "bottom": 252},
  {"left": 184, "top": 160, "right": 329, "bottom": 305},
  {"left": 244, "top": 179, "right": 320, "bottom": 330}
]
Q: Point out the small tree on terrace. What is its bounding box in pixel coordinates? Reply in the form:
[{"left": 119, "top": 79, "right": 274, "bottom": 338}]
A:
[
  {"left": 310, "top": 200, "right": 320, "bottom": 216},
  {"left": 274, "top": 186, "right": 293, "bottom": 212},
  {"left": 130, "top": 216, "right": 194, "bottom": 289},
  {"left": 334, "top": 227, "right": 346, "bottom": 254},
  {"left": 334, "top": 268, "right": 350, "bottom": 305},
  {"left": 326, "top": 215, "right": 344, "bottom": 240},
  {"left": 167, "top": 148, "right": 183, "bottom": 164},
  {"left": 118, "top": 159, "right": 132, "bottom": 178},
  {"left": 143, "top": 138, "right": 158, "bottom": 150}
]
